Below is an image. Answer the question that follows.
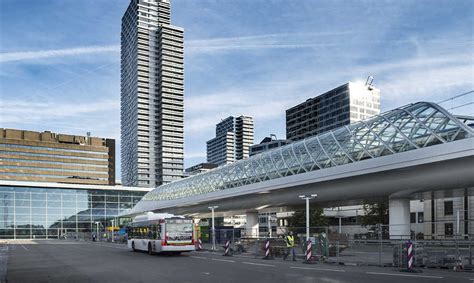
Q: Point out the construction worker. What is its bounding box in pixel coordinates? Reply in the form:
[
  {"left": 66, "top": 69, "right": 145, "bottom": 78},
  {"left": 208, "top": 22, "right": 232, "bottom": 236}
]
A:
[{"left": 283, "top": 231, "right": 296, "bottom": 261}]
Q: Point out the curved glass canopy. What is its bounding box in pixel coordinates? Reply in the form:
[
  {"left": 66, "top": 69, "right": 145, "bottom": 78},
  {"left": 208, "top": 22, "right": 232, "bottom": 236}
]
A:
[{"left": 142, "top": 102, "right": 474, "bottom": 202}]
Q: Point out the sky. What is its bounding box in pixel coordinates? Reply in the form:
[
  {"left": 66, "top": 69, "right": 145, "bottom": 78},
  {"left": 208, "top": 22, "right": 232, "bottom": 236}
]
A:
[{"left": 0, "top": 0, "right": 473, "bottom": 180}]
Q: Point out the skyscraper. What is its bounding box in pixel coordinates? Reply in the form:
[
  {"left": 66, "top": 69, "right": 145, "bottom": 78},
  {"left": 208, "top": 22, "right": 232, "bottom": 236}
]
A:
[
  {"left": 286, "top": 81, "right": 380, "bottom": 141},
  {"left": 121, "top": 0, "right": 184, "bottom": 187},
  {"left": 207, "top": 116, "right": 254, "bottom": 166}
]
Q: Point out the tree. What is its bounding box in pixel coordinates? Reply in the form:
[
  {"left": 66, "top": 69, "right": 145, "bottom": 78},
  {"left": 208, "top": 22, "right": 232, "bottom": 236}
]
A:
[
  {"left": 288, "top": 206, "right": 328, "bottom": 228},
  {"left": 360, "top": 199, "right": 389, "bottom": 226}
]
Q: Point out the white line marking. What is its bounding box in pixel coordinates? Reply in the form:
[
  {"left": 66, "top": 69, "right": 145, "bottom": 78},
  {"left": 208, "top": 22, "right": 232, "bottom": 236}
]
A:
[
  {"left": 211, "top": 258, "right": 235, "bottom": 263},
  {"left": 366, "top": 272, "right": 443, "bottom": 279},
  {"left": 20, "top": 244, "right": 28, "bottom": 251},
  {"left": 242, "top": 261, "right": 275, "bottom": 267},
  {"left": 190, "top": 256, "right": 208, "bottom": 260},
  {"left": 290, "top": 266, "right": 345, "bottom": 273}
]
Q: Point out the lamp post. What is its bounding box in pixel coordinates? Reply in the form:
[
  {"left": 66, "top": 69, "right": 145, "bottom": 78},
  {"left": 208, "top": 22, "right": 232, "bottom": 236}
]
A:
[
  {"left": 94, "top": 221, "right": 99, "bottom": 241},
  {"left": 299, "top": 194, "right": 317, "bottom": 241},
  {"left": 111, "top": 219, "right": 115, "bottom": 243},
  {"left": 208, "top": 206, "right": 218, "bottom": 251}
]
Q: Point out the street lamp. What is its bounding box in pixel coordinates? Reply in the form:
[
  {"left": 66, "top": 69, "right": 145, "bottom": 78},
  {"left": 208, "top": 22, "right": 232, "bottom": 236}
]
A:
[
  {"left": 111, "top": 219, "right": 115, "bottom": 243},
  {"left": 299, "top": 194, "right": 317, "bottom": 241},
  {"left": 208, "top": 206, "right": 218, "bottom": 251},
  {"left": 95, "top": 221, "right": 100, "bottom": 241}
]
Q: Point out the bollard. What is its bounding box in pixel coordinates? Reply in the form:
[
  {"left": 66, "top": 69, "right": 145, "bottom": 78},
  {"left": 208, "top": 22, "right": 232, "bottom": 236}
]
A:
[
  {"left": 196, "top": 238, "right": 203, "bottom": 251},
  {"left": 305, "top": 240, "right": 314, "bottom": 263},
  {"left": 407, "top": 241, "right": 414, "bottom": 271},
  {"left": 262, "top": 238, "right": 272, "bottom": 260},
  {"left": 223, "top": 239, "right": 232, "bottom": 256}
]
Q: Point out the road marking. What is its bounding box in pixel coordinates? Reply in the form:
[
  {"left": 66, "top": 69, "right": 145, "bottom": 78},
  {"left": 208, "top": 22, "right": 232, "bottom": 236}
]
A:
[
  {"left": 211, "top": 258, "right": 235, "bottom": 263},
  {"left": 242, "top": 262, "right": 275, "bottom": 267},
  {"left": 290, "top": 266, "right": 345, "bottom": 273},
  {"left": 190, "top": 256, "right": 208, "bottom": 260},
  {"left": 20, "top": 244, "right": 28, "bottom": 251},
  {"left": 366, "top": 272, "right": 443, "bottom": 279},
  {"left": 85, "top": 243, "right": 128, "bottom": 250}
]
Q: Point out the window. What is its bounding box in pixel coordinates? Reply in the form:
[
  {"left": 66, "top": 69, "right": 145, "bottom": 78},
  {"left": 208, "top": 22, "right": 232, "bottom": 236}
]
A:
[
  {"left": 410, "top": 213, "right": 416, "bottom": 223},
  {"left": 445, "top": 223, "right": 453, "bottom": 236},
  {"left": 444, "top": 201, "right": 453, "bottom": 216},
  {"left": 418, "top": 212, "right": 424, "bottom": 223}
]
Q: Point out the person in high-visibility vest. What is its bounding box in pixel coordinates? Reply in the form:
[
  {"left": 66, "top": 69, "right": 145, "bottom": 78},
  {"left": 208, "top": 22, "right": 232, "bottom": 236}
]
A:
[{"left": 283, "top": 231, "right": 296, "bottom": 261}]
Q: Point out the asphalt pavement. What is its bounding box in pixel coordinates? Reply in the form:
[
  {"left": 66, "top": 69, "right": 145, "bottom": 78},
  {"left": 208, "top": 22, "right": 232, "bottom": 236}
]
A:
[{"left": 2, "top": 240, "right": 473, "bottom": 283}]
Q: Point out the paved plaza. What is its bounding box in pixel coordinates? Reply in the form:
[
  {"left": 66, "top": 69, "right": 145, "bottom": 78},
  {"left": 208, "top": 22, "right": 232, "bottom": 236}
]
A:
[{"left": 0, "top": 240, "right": 472, "bottom": 283}]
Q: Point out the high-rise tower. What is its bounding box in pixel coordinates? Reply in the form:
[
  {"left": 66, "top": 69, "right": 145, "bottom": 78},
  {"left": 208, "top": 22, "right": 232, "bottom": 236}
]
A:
[
  {"left": 206, "top": 116, "right": 254, "bottom": 166},
  {"left": 121, "top": 0, "right": 184, "bottom": 187}
]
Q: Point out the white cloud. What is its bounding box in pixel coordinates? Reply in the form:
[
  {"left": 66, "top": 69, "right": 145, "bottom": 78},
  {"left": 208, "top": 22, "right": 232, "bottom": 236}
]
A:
[
  {"left": 0, "top": 99, "right": 118, "bottom": 121},
  {"left": 186, "top": 32, "right": 349, "bottom": 54},
  {"left": 0, "top": 100, "right": 120, "bottom": 139},
  {"left": 0, "top": 45, "right": 119, "bottom": 63}
]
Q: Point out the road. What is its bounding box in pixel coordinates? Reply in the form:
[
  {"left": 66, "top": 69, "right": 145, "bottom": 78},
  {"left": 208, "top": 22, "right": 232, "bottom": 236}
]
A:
[{"left": 1, "top": 240, "right": 472, "bottom": 283}]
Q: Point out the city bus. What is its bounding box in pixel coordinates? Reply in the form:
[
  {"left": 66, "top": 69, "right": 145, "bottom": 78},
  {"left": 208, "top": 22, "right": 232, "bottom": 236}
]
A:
[{"left": 126, "top": 212, "right": 195, "bottom": 255}]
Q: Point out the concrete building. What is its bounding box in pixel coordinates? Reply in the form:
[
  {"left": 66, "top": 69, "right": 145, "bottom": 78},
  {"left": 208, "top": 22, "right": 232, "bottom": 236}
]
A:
[
  {"left": 0, "top": 180, "right": 150, "bottom": 239},
  {"left": 121, "top": 0, "right": 184, "bottom": 187},
  {"left": 0, "top": 128, "right": 115, "bottom": 185},
  {"left": 250, "top": 134, "right": 288, "bottom": 156},
  {"left": 207, "top": 116, "right": 254, "bottom": 166},
  {"left": 286, "top": 81, "right": 380, "bottom": 141},
  {"left": 185, "top": 163, "right": 217, "bottom": 176}
]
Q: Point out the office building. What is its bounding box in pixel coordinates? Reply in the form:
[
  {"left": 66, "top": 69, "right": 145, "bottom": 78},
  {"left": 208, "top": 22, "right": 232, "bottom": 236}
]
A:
[
  {"left": 121, "top": 0, "right": 184, "bottom": 187},
  {"left": 0, "top": 128, "right": 115, "bottom": 185},
  {"left": 184, "top": 163, "right": 217, "bottom": 176},
  {"left": 250, "top": 134, "right": 288, "bottom": 156},
  {"left": 0, "top": 180, "right": 150, "bottom": 239},
  {"left": 286, "top": 81, "right": 380, "bottom": 141},
  {"left": 207, "top": 116, "right": 254, "bottom": 166}
]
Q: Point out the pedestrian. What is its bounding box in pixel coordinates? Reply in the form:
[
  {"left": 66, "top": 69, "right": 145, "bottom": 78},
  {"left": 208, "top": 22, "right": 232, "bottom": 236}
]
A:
[{"left": 283, "top": 231, "right": 296, "bottom": 261}]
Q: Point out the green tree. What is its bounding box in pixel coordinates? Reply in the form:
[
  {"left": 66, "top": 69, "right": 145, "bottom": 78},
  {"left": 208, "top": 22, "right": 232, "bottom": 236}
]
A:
[
  {"left": 288, "top": 206, "right": 328, "bottom": 228},
  {"left": 360, "top": 199, "right": 389, "bottom": 226}
]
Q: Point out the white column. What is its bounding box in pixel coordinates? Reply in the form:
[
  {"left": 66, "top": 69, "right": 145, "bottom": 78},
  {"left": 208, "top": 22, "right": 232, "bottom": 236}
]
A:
[
  {"left": 246, "top": 212, "right": 259, "bottom": 237},
  {"left": 389, "top": 198, "right": 411, "bottom": 239}
]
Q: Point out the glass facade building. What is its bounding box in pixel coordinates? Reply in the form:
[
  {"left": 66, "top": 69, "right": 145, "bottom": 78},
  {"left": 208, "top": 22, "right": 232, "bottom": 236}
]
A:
[
  {"left": 286, "top": 82, "right": 381, "bottom": 141},
  {"left": 0, "top": 181, "right": 149, "bottom": 239},
  {"left": 137, "top": 102, "right": 474, "bottom": 204}
]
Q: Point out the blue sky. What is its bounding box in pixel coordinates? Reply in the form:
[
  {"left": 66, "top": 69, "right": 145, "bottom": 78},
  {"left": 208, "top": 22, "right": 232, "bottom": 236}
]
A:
[{"left": 1, "top": 0, "right": 473, "bottom": 180}]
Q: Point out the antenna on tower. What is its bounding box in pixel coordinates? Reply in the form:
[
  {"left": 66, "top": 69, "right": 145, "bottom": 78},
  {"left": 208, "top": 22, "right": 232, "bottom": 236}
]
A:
[{"left": 365, "top": 76, "right": 374, "bottom": 90}]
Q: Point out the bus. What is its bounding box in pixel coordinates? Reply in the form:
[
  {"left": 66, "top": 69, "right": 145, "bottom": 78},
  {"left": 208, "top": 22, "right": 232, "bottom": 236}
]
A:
[{"left": 126, "top": 212, "right": 195, "bottom": 255}]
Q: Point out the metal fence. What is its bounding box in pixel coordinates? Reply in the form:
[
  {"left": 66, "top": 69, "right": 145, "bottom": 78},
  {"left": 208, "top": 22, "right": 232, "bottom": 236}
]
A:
[{"left": 197, "top": 225, "right": 473, "bottom": 269}]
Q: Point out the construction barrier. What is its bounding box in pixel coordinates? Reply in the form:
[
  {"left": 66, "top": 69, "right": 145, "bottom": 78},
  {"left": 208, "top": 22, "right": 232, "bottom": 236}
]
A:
[
  {"left": 407, "top": 241, "right": 414, "bottom": 270},
  {"left": 305, "top": 240, "right": 313, "bottom": 263},
  {"left": 196, "top": 238, "right": 203, "bottom": 251},
  {"left": 223, "top": 239, "right": 231, "bottom": 256},
  {"left": 262, "top": 239, "right": 271, "bottom": 259}
]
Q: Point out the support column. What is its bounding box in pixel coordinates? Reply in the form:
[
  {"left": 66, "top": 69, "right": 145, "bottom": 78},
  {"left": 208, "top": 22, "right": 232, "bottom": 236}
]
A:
[
  {"left": 389, "top": 198, "right": 411, "bottom": 239},
  {"left": 245, "top": 212, "right": 259, "bottom": 238}
]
